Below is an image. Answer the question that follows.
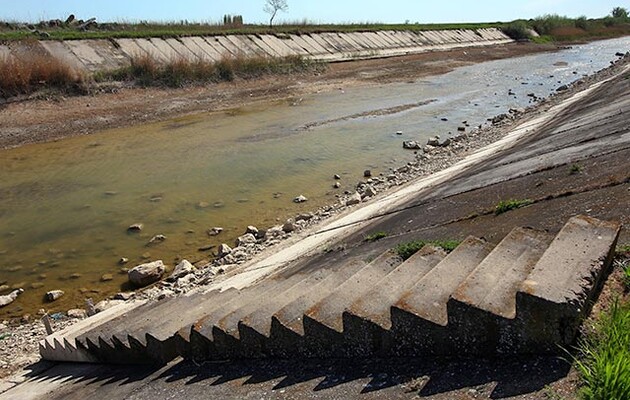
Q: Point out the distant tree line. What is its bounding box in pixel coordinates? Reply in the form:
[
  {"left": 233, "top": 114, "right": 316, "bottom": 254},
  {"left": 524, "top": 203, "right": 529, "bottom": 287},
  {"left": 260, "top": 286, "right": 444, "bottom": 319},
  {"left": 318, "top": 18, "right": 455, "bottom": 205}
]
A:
[{"left": 223, "top": 14, "right": 244, "bottom": 27}]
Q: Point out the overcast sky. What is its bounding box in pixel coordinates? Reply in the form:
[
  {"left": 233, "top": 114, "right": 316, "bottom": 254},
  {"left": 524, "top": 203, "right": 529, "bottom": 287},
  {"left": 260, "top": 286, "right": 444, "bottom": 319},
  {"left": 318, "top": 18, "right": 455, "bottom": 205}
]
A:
[{"left": 2, "top": 0, "right": 627, "bottom": 24}]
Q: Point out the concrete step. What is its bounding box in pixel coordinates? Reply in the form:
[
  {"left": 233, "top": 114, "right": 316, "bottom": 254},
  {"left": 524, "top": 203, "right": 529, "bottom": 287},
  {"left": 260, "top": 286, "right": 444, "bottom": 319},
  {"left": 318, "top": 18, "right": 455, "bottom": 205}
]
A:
[
  {"left": 188, "top": 267, "right": 323, "bottom": 360},
  {"left": 515, "top": 215, "right": 621, "bottom": 352},
  {"left": 39, "top": 300, "right": 146, "bottom": 362},
  {"left": 239, "top": 258, "right": 367, "bottom": 358},
  {"left": 212, "top": 268, "right": 330, "bottom": 359},
  {"left": 389, "top": 237, "right": 495, "bottom": 356},
  {"left": 342, "top": 245, "right": 446, "bottom": 356},
  {"left": 300, "top": 250, "right": 403, "bottom": 358},
  {"left": 447, "top": 227, "right": 554, "bottom": 355}
]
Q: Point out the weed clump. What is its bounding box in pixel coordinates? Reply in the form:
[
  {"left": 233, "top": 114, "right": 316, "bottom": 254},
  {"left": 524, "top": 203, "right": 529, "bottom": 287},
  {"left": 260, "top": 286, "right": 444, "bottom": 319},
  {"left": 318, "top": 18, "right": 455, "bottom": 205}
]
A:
[
  {"left": 364, "top": 232, "right": 388, "bottom": 242},
  {"left": 394, "top": 240, "right": 460, "bottom": 260},
  {"left": 0, "top": 51, "right": 85, "bottom": 98},
  {"left": 494, "top": 199, "right": 533, "bottom": 215},
  {"left": 99, "top": 54, "right": 319, "bottom": 88},
  {"left": 574, "top": 299, "right": 630, "bottom": 400}
]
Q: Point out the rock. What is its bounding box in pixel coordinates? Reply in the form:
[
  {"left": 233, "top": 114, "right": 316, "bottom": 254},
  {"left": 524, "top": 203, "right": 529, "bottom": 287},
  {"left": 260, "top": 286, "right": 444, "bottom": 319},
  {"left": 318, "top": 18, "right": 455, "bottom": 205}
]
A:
[
  {"left": 426, "top": 137, "right": 440, "bottom": 147},
  {"left": 362, "top": 185, "right": 377, "bottom": 199},
  {"left": 45, "top": 290, "right": 65, "bottom": 302},
  {"left": 246, "top": 226, "right": 259, "bottom": 236},
  {"left": 197, "top": 201, "right": 210, "bottom": 209},
  {"left": 264, "top": 226, "right": 284, "bottom": 240},
  {"left": 169, "top": 260, "right": 195, "bottom": 281},
  {"left": 218, "top": 244, "right": 233, "bottom": 258},
  {"left": 396, "top": 131, "right": 403, "bottom": 135},
  {"left": 491, "top": 113, "right": 510, "bottom": 124},
  {"left": 333, "top": 174, "right": 341, "bottom": 180},
  {"left": 148, "top": 234, "right": 167, "bottom": 245},
  {"left": 128, "top": 260, "right": 165, "bottom": 287},
  {"left": 363, "top": 170, "right": 372, "bottom": 178},
  {"left": 402, "top": 140, "right": 421, "bottom": 150},
  {"left": 127, "top": 223, "right": 143, "bottom": 232},
  {"left": 198, "top": 244, "right": 215, "bottom": 251},
  {"left": 119, "top": 257, "right": 129, "bottom": 265},
  {"left": 296, "top": 213, "right": 314, "bottom": 222},
  {"left": 67, "top": 309, "right": 87, "bottom": 319},
  {"left": 334, "top": 182, "right": 341, "bottom": 189},
  {"left": 0, "top": 289, "right": 23, "bottom": 307},
  {"left": 114, "top": 292, "right": 134, "bottom": 301},
  {"left": 616, "top": 52, "right": 626, "bottom": 57},
  {"left": 293, "top": 195, "right": 308, "bottom": 203},
  {"left": 208, "top": 227, "right": 224, "bottom": 236},
  {"left": 345, "top": 192, "right": 362, "bottom": 206},
  {"left": 282, "top": 220, "right": 295, "bottom": 233},
  {"left": 441, "top": 117, "right": 448, "bottom": 121},
  {"left": 100, "top": 274, "right": 114, "bottom": 282},
  {"left": 65, "top": 14, "right": 76, "bottom": 25},
  {"left": 95, "top": 299, "right": 124, "bottom": 313},
  {"left": 556, "top": 84, "right": 569, "bottom": 92},
  {"left": 439, "top": 138, "right": 452, "bottom": 147},
  {"left": 235, "top": 233, "right": 257, "bottom": 247}
]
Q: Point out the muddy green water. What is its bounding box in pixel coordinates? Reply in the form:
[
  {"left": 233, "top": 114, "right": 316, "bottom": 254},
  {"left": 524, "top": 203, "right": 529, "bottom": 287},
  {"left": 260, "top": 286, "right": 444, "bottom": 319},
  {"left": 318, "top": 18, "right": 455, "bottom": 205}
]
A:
[{"left": 1, "top": 37, "right": 628, "bottom": 319}]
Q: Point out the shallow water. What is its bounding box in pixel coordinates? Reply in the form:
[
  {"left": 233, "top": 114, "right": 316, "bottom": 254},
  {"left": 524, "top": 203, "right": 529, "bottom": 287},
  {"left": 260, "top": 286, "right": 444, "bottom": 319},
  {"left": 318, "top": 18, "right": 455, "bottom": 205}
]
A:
[{"left": 1, "top": 37, "right": 628, "bottom": 318}]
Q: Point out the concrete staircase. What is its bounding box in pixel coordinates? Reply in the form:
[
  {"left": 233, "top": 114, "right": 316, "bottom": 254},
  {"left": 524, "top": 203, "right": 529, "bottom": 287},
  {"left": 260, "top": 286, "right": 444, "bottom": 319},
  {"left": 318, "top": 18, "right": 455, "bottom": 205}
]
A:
[{"left": 40, "top": 215, "right": 620, "bottom": 364}]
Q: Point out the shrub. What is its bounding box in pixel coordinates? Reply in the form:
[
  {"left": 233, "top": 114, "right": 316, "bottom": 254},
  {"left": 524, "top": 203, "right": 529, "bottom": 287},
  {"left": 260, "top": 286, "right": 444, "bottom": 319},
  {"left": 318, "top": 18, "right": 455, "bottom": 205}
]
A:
[
  {"left": 0, "top": 51, "right": 84, "bottom": 97},
  {"left": 100, "top": 54, "right": 319, "bottom": 87},
  {"left": 531, "top": 14, "right": 573, "bottom": 35},
  {"left": 503, "top": 21, "right": 531, "bottom": 40},
  {"left": 575, "top": 16, "right": 589, "bottom": 30},
  {"left": 494, "top": 199, "right": 534, "bottom": 215}
]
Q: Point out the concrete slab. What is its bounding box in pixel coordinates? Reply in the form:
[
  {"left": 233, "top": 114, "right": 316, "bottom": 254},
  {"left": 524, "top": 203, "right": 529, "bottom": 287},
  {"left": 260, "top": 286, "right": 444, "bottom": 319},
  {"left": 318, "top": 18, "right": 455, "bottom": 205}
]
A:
[
  {"left": 37, "top": 41, "right": 83, "bottom": 70},
  {"left": 307, "top": 33, "right": 338, "bottom": 53},
  {"left": 451, "top": 227, "right": 553, "bottom": 319},
  {"left": 246, "top": 34, "right": 280, "bottom": 57},
  {"left": 133, "top": 39, "right": 169, "bottom": 62},
  {"left": 201, "top": 36, "right": 232, "bottom": 59},
  {"left": 273, "top": 34, "right": 310, "bottom": 56},
  {"left": 149, "top": 38, "right": 183, "bottom": 60},
  {"left": 287, "top": 34, "right": 320, "bottom": 55},
  {"left": 258, "top": 34, "right": 296, "bottom": 57},
  {"left": 300, "top": 33, "right": 335, "bottom": 54},
  {"left": 226, "top": 35, "right": 265, "bottom": 57},
  {"left": 164, "top": 38, "right": 198, "bottom": 60},
  {"left": 64, "top": 40, "right": 104, "bottom": 70},
  {"left": 180, "top": 37, "right": 214, "bottom": 61},
  {"left": 113, "top": 38, "right": 149, "bottom": 59}
]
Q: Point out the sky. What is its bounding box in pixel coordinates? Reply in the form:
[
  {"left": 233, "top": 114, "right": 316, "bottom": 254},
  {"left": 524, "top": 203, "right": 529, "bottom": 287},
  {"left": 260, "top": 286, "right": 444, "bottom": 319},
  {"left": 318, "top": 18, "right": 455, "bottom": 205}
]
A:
[{"left": 1, "top": 0, "right": 627, "bottom": 24}]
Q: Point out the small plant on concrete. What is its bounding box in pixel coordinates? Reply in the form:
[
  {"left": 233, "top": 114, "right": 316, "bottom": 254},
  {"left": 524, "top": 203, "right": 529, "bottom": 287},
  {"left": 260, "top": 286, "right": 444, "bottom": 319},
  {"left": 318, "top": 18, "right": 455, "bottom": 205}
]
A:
[
  {"left": 394, "top": 239, "right": 461, "bottom": 260},
  {"left": 494, "top": 199, "right": 533, "bottom": 215},
  {"left": 570, "top": 163, "right": 583, "bottom": 175},
  {"left": 364, "top": 231, "right": 388, "bottom": 242},
  {"left": 573, "top": 299, "right": 630, "bottom": 400}
]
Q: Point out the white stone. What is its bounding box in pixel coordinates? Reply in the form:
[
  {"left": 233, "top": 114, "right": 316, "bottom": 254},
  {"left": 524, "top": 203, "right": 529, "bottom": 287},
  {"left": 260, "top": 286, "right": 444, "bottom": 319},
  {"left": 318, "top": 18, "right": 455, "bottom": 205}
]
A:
[{"left": 128, "top": 260, "right": 165, "bottom": 287}]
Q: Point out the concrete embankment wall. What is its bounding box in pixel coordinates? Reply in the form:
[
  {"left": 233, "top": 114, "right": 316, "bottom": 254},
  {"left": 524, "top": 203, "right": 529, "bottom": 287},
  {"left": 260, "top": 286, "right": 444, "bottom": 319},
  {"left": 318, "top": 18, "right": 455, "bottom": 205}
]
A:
[{"left": 1, "top": 28, "right": 512, "bottom": 72}]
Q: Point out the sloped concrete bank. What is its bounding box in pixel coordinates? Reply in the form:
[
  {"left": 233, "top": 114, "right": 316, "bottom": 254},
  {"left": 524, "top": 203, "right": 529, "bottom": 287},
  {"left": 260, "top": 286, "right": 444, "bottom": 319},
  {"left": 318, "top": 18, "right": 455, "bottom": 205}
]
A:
[{"left": 0, "top": 28, "right": 511, "bottom": 72}]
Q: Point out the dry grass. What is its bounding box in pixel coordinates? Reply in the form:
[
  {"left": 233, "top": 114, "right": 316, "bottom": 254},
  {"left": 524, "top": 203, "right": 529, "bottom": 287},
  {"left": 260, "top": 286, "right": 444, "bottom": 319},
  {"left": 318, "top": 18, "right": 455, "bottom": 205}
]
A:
[
  {"left": 0, "top": 52, "right": 85, "bottom": 98},
  {"left": 100, "top": 53, "right": 320, "bottom": 87}
]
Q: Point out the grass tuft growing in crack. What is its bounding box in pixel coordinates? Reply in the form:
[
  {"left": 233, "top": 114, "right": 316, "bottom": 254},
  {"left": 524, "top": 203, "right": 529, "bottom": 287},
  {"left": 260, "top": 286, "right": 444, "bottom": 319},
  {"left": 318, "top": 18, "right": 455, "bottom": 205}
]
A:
[
  {"left": 494, "top": 199, "right": 534, "bottom": 215},
  {"left": 394, "top": 240, "right": 461, "bottom": 260}
]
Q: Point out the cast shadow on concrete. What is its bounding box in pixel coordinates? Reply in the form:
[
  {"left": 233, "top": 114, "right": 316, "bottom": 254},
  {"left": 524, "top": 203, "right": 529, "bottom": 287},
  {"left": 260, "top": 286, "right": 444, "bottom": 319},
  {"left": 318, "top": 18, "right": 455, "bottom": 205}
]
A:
[{"left": 151, "top": 355, "right": 571, "bottom": 398}]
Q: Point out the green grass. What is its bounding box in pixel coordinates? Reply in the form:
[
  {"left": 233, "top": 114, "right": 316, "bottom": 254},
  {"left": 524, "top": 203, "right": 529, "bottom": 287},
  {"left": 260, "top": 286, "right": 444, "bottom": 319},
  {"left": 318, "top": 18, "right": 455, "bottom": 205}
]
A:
[
  {"left": 570, "top": 163, "right": 584, "bottom": 175},
  {"left": 573, "top": 299, "right": 630, "bottom": 400},
  {"left": 364, "top": 231, "right": 388, "bottom": 242},
  {"left": 494, "top": 199, "right": 534, "bottom": 215},
  {"left": 394, "top": 239, "right": 461, "bottom": 260},
  {"left": 0, "top": 21, "right": 504, "bottom": 41}
]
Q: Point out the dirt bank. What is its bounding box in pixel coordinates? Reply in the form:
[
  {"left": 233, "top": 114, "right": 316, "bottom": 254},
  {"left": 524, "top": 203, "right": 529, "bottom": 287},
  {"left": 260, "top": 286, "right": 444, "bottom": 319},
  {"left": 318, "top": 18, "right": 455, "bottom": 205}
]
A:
[{"left": 0, "top": 42, "right": 557, "bottom": 150}]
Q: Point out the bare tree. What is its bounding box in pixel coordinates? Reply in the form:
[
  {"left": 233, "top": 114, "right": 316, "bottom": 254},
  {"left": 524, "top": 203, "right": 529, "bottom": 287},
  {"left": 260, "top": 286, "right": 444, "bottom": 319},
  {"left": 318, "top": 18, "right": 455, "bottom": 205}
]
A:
[{"left": 263, "top": 0, "right": 288, "bottom": 28}]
